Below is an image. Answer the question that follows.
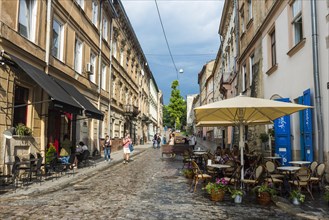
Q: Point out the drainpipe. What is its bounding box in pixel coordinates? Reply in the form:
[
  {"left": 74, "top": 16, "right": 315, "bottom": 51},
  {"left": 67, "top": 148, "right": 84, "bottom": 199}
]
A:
[
  {"left": 108, "top": 17, "right": 114, "bottom": 137},
  {"left": 97, "top": 0, "right": 104, "bottom": 152},
  {"left": 45, "top": 0, "right": 52, "bottom": 74},
  {"left": 310, "top": 0, "right": 324, "bottom": 163}
]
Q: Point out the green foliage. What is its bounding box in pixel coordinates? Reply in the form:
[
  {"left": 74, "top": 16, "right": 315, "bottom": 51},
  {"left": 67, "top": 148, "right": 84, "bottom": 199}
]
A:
[
  {"left": 252, "top": 183, "right": 277, "bottom": 196},
  {"left": 289, "top": 190, "right": 305, "bottom": 203},
  {"left": 163, "top": 105, "right": 172, "bottom": 128},
  {"left": 166, "top": 80, "right": 186, "bottom": 130},
  {"left": 259, "top": 133, "right": 269, "bottom": 143},
  {"left": 204, "top": 178, "right": 228, "bottom": 194},
  {"left": 229, "top": 188, "right": 244, "bottom": 199},
  {"left": 45, "top": 144, "right": 57, "bottom": 164},
  {"left": 15, "top": 123, "right": 32, "bottom": 136}
]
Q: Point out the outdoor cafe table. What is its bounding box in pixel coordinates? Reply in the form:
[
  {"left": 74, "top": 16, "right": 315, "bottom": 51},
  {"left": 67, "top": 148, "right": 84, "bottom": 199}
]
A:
[
  {"left": 277, "top": 166, "right": 301, "bottom": 195},
  {"left": 264, "top": 156, "right": 281, "bottom": 160},
  {"left": 207, "top": 164, "right": 231, "bottom": 169},
  {"left": 289, "top": 161, "right": 311, "bottom": 166}
]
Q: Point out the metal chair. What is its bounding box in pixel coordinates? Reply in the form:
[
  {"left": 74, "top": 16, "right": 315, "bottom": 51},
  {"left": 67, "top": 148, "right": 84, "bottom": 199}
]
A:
[{"left": 242, "top": 165, "right": 265, "bottom": 191}]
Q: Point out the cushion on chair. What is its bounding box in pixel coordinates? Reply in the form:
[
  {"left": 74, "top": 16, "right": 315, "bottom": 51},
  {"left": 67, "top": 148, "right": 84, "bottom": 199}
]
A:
[
  {"left": 266, "top": 177, "right": 283, "bottom": 183},
  {"left": 197, "top": 174, "right": 212, "bottom": 178}
]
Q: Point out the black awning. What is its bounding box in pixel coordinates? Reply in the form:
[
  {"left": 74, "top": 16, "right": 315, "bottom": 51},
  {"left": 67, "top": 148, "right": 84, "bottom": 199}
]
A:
[
  {"left": 54, "top": 78, "right": 104, "bottom": 121},
  {"left": 11, "top": 55, "right": 83, "bottom": 115}
]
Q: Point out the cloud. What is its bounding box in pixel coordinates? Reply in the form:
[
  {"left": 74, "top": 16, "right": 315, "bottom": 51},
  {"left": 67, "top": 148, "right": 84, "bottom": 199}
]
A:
[{"left": 121, "top": 0, "right": 224, "bottom": 104}]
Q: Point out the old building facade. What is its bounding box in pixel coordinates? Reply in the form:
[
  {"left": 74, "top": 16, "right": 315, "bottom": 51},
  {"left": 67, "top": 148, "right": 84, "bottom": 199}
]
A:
[{"left": 0, "top": 0, "right": 162, "bottom": 169}]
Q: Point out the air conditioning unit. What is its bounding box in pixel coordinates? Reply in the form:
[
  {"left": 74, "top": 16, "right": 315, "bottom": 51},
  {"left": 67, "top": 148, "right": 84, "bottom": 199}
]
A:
[{"left": 86, "top": 63, "right": 94, "bottom": 75}]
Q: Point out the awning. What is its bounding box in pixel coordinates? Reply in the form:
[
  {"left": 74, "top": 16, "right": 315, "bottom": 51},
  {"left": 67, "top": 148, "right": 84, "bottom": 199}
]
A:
[
  {"left": 11, "top": 55, "right": 83, "bottom": 115},
  {"left": 54, "top": 78, "right": 104, "bottom": 120}
]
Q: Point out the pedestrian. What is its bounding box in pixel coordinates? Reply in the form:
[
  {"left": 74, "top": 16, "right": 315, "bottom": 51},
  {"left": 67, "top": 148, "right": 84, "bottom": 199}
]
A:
[
  {"left": 169, "top": 133, "right": 175, "bottom": 146},
  {"left": 157, "top": 134, "right": 161, "bottom": 148},
  {"left": 153, "top": 133, "right": 157, "bottom": 149},
  {"left": 122, "top": 134, "right": 132, "bottom": 164},
  {"left": 189, "top": 133, "right": 197, "bottom": 150},
  {"left": 103, "top": 135, "right": 112, "bottom": 162}
]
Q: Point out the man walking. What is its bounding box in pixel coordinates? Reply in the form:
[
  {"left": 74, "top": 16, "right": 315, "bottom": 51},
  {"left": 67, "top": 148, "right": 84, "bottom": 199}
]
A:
[{"left": 189, "top": 133, "right": 197, "bottom": 150}]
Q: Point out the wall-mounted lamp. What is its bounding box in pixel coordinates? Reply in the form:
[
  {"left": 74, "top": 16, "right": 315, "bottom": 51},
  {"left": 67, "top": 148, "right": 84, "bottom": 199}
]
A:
[{"left": 3, "top": 127, "right": 15, "bottom": 139}]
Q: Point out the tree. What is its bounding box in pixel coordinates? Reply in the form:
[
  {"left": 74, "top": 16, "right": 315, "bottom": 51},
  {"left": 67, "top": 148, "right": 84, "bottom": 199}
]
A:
[
  {"left": 166, "top": 80, "right": 186, "bottom": 130},
  {"left": 163, "top": 105, "right": 172, "bottom": 128}
]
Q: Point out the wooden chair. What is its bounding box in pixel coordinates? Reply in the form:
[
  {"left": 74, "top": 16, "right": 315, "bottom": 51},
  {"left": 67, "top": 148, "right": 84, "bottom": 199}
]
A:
[
  {"left": 310, "top": 163, "right": 325, "bottom": 190},
  {"left": 222, "top": 160, "right": 236, "bottom": 177},
  {"left": 190, "top": 160, "right": 212, "bottom": 192},
  {"left": 309, "top": 161, "right": 318, "bottom": 177},
  {"left": 242, "top": 165, "right": 265, "bottom": 190},
  {"left": 223, "top": 165, "right": 242, "bottom": 188},
  {"left": 265, "top": 161, "right": 284, "bottom": 179},
  {"left": 289, "top": 167, "right": 314, "bottom": 200}
]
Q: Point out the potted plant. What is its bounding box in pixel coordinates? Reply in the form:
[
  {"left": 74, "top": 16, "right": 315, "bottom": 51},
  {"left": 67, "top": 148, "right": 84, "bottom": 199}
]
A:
[
  {"left": 289, "top": 190, "right": 305, "bottom": 205},
  {"left": 182, "top": 169, "right": 194, "bottom": 179},
  {"left": 15, "top": 123, "right": 32, "bottom": 136},
  {"left": 253, "top": 183, "right": 277, "bottom": 205},
  {"left": 204, "top": 178, "right": 228, "bottom": 202},
  {"left": 324, "top": 186, "right": 329, "bottom": 206},
  {"left": 229, "top": 188, "right": 244, "bottom": 204}
]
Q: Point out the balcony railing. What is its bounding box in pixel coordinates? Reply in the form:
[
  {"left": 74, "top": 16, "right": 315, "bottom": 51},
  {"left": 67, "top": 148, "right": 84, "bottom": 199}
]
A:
[{"left": 124, "top": 105, "right": 139, "bottom": 117}]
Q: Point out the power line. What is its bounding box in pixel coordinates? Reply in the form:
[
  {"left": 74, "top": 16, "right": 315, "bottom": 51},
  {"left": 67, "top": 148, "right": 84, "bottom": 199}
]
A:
[{"left": 154, "top": 0, "right": 179, "bottom": 79}]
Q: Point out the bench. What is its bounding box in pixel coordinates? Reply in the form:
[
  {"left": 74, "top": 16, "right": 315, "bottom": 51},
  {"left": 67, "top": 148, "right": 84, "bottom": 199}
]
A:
[{"left": 161, "top": 144, "right": 193, "bottom": 158}]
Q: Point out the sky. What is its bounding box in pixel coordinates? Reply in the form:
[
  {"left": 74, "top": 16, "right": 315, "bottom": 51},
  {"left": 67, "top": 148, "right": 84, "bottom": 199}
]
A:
[{"left": 121, "top": 0, "right": 224, "bottom": 104}]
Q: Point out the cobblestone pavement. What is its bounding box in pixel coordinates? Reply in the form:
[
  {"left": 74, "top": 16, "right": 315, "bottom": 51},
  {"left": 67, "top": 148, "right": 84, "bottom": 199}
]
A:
[{"left": 0, "top": 148, "right": 325, "bottom": 219}]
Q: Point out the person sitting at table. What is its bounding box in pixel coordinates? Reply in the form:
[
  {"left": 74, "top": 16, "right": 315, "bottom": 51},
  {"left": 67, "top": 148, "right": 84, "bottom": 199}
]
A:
[
  {"left": 76, "top": 141, "right": 88, "bottom": 163},
  {"left": 59, "top": 134, "right": 71, "bottom": 164},
  {"left": 214, "top": 146, "right": 224, "bottom": 163}
]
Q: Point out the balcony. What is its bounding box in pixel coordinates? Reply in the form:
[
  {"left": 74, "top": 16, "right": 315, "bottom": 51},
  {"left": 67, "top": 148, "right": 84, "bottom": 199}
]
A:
[{"left": 124, "top": 105, "right": 139, "bottom": 117}]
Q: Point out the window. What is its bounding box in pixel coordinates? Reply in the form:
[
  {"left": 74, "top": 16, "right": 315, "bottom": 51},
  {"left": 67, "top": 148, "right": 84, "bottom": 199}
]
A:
[
  {"left": 76, "top": 0, "right": 84, "bottom": 9},
  {"left": 120, "top": 50, "right": 124, "bottom": 66},
  {"left": 101, "top": 63, "right": 106, "bottom": 90},
  {"left": 292, "top": 0, "right": 303, "bottom": 45},
  {"left": 18, "top": 0, "right": 37, "bottom": 41},
  {"left": 90, "top": 53, "right": 96, "bottom": 83},
  {"left": 248, "top": 0, "right": 253, "bottom": 21},
  {"left": 92, "top": 0, "right": 98, "bottom": 27},
  {"left": 52, "top": 18, "right": 63, "bottom": 60},
  {"left": 112, "top": 40, "right": 117, "bottom": 58},
  {"left": 74, "top": 37, "right": 83, "bottom": 74},
  {"left": 249, "top": 54, "right": 254, "bottom": 86},
  {"left": 242, "top": 64, "right": 247, "bottom": 92},
  {"left": 270, "top": 30, "right": 277, "bottom": 66},
  {"left": 13, "top": 85, "right": 29, "bottom": 126},
  {"left": 241, "top": 10, "right": 245, "bottom": 33},
  {"left": 103, "top": 17, "right": 108, "bottom": 40}
]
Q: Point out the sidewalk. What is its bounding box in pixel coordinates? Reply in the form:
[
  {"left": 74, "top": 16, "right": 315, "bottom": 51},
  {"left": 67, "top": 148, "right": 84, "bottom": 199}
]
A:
[{"left": 0, "top": 142, "right": 152, "bottom": 199}]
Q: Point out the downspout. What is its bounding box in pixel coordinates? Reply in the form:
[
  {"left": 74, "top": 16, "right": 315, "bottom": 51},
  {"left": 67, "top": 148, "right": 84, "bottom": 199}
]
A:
[
  {"left": 310, "top": 0, "right": 324, "bottom": 163},
  {"left": 45, "top": 0, "right": 52, "bottom": 74},
  {"left": 42, "top": 0, "right": 52, "bottom": 155},
  {"left": 97, "top": 0, "right": 104, "bottom": 151},
  {"left": 108, "top": 17, "right": 114, "bottom": 137}
]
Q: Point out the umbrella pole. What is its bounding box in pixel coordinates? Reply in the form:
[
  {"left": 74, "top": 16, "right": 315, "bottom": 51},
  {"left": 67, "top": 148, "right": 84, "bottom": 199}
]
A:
[{"left": 239, "top": 124, "right": 244, "bottom": 183}]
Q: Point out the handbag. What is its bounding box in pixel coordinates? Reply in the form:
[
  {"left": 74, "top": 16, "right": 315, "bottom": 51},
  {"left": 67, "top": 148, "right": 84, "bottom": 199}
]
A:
[{"left": 129, "top": 143, "right": 134, "bottom": 152}]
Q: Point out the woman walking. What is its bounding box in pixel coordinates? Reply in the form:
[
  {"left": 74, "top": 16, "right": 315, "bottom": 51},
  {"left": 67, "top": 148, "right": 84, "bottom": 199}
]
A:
[{"left": 122, "top": 134, "right": 132, "bottom": 164}]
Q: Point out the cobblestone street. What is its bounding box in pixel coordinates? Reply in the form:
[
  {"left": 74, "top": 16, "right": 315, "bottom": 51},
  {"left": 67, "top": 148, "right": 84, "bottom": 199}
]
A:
[{"left": 0, "top": 149, "right": 315, "bottom": 219}]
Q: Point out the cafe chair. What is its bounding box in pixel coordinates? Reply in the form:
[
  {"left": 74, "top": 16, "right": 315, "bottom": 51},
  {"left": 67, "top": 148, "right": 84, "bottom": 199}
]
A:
[
  {"left": 241, "top": 165, "right": 265, "bottom": 191},
  {"left": 222, "top": 160, "right": 236, "bottom": 177},
  {"left": 223, "top": 165, "right": 242, "bottom": 188},
  {"left": 310, "top": 163, "right": 326, "bottom": 191},
  {"left": 265, "top": 161, "right": 284, "bottom": 179},
  {"left": 182, "top": 150, "right": 192, "bottom": 169},
  {"left": 0, "top": 160, "right": 20, "bottom": 191},
  {"left": 190, "top": 160, "right": 212, "bottom": 192},
  {"left": 309, "top": 161, "right": 318, "bottom": 177},
  {"left": 289, "top": 167, "right": 314, "bottom": 200}
]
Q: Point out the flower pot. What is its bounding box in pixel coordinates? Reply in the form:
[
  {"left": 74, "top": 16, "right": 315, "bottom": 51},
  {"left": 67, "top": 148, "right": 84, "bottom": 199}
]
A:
[
  {"left": 292, "top": 198, "right": 300, "bottom": 205},
  {"left": 257, "top": 192, "right": 271, "bottom": 205},
  {"left": 234, "top": 195, "right": 243, "bottom": 204},
  {"left": 210, "top": 189, "right": 225, "bottom": 202}
]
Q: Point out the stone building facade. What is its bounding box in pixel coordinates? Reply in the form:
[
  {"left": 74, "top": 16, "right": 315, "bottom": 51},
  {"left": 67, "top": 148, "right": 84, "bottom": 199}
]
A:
[{"left": 0, "top": 0, "right": 162, "bottom": 170}]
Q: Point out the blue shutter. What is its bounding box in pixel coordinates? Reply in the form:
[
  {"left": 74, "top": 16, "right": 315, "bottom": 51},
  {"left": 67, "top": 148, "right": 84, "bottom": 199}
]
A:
[
  {"left": 302, "top": 89, "right": 313, "bottom": 162},
  {"left": 298, "top": 96, "right": 305, "bottom": 160},
  {"left": 274, "top": 98, "right": 292, "bottom": 165}
]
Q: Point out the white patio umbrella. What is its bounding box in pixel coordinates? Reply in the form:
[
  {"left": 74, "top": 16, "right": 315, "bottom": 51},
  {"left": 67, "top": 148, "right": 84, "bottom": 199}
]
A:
[{"left": 194, "top": 94, "right": 312, "bottom": 181}]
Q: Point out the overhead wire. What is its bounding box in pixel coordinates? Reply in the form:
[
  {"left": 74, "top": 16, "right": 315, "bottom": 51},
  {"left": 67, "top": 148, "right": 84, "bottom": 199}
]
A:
[{"left": 154, "top": 0, "right": 179, "bottom": 79}]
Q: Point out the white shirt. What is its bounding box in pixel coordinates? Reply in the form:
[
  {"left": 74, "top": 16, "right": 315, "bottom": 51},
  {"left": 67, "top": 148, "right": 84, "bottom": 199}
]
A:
[{"left": 189, "top": 136, "right": 196, "bottom": 145}]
